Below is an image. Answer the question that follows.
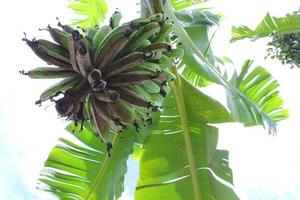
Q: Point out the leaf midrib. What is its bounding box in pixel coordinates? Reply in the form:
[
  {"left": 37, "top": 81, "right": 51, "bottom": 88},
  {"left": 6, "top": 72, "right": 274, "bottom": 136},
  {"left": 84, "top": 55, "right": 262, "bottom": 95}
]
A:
[{"left": 171, "top": 69, "right": 201, "bottom": 200}]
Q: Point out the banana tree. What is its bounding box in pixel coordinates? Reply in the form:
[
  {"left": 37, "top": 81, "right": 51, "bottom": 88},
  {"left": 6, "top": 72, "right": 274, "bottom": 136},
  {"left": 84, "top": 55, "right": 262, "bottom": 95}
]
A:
[{"left": 22, "top": 0, "right": 288, "bottom": 199}]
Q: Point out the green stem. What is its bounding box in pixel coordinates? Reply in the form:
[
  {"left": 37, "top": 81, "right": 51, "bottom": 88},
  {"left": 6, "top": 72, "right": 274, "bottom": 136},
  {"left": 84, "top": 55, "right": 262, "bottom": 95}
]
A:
[{"left": 171, "top": 67, "right": 202, "bottom": 200}]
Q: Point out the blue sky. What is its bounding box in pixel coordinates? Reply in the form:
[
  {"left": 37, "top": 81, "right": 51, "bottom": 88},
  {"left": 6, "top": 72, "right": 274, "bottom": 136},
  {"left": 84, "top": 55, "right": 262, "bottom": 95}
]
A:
[{"left": 1, "top": 0, "right": 300, "bottom": 199}]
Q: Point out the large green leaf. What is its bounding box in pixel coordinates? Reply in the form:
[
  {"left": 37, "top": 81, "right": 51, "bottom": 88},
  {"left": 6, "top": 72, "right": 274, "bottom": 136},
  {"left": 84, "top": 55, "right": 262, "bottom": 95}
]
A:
[
  {"left": 37, "top": 123, "right": 135, "bottom": 200},
  {"left": 226, "top": 60, "right": 288, "bottom": 133},
  {"left": 231, "top": 12, "right": 300, "bottom": 42},
  {"left": 68, "top": 0, "right": 108, "bottom": 27},
  {"left": 165, "top": 0, "right": 287, "bottom": 132},
  {"left": 135, "top": 76, "right": 237, "bottom": 200}
]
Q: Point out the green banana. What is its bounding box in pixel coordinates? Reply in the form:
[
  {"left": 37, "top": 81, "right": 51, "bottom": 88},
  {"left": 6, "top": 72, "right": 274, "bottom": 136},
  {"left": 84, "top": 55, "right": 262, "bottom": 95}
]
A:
[
  {"left": 150, "top": 54, "right": 173, "bottom": 68},
  {"left": 107, "top": 71, "right": 152, "bottom": 87},
  {"left": 94, "top": 29, "right": 133, "bottom": 69},
  {"left": 135, "top": 39, "right": 151, "bottom": 51},
  {"left": 139, "top": 81, "right": 160, "bottom": 94},
  {"left": 160, "top": 69, "right": 176, "bottom": 81},
  {"left": 58, "top": 21, "right": 74, "bottom": 34},
  {"left": 103, "top": 52, "right": 152, "bottom": 78},
  {"left": 22, "top": 67, "right": 78, "bottom": 79},
  {"left": 95, "top": 34, "right": 128, "bottom": 69},
  {"left": 130, "top": 85, "right": 161, "bottom": 105},
  {"left": 85, "top": 26, "right": 99, "bottom": 41},
  {"left": 106, "top": 102, "right": 134, "bottom": 125},
  {"left": 149, "top": 51, "right": 163, "bottom": 60},
  {"left": 140, "top": 42, "right": 171, "bottom": 53},
  {"left": 120, "top": 22, "right": 162, "bottom": 56},
  {"left": 126, "top": 13, "right": 163, "bottom": 30},
  {"left": 93, "top": 25, "right": 131, "bottom": 63},
  {"left": 136, "top": 61, "right": 161, "bottom": 72},
  {"left": 163, "top": 47, "right": 184, "bottom": 58},
  {"left": 90, "top": 99, "right": 109, "bottom": 140},
  {"left": 92, "top": 99, "right": 123, "bottom": 132},
  {"left": 38, "top": 39, "right": 70, "bottom": 63},
  {"left": 114, "top": 87, "right": 153, "bottom": 109},
  {"left": 133, "top": 61, "right": 175, "bottom": 81},
  {"left": 38, "top": 76, "right": 81, "bottom": 104},
  {"left": 152, "top": 22, "right": 174, "bottom": 42},
  {"left": 110, "top": 10, "right": 122, "bottom": 29},
  {"left": 48, "top": 26, "right": 70, "bottom": 50},
  {"left": 24, "top": 38, "right": 72, "bottom": 69},
  {"left": 92, "top": 25, "right": 112, "bottom": 53},
  {"left": 150, "top": 70, "right": 167, "bottom": 84}
]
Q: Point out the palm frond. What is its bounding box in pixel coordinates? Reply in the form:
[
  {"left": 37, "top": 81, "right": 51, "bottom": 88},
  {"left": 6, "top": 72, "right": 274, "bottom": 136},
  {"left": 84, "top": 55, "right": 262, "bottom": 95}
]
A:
[
  {"left": 231, "top": 12, "right": 300, "bottom": 42},
  {"left": 68, "top": 0, "right": 108, "bottom": 27}
]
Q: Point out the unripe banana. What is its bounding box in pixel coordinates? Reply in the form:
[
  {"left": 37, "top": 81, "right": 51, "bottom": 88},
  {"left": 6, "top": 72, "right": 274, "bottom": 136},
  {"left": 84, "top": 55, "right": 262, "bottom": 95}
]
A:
[
  {"left": 85, "top": 26, "right": 99, "bottom": 41},
  {"left": 135, "top": 39, "right": 151, "bottom": 51},
  {"left": 110, "top": 10, "right": 122, "bottom": 29},
  {"left": 38, "top": 76, "right": 81, "bottom": 103},
  {"left": 140, "top": 42, "right": 171, "bottom": 53},
  {"left": 103, "top": 52, "right": 152, "bottom": 78},
  {"left": 38, "top": 39, "right": 70, "bottom": 63},
  {"left": 58, "top": 22, "right": 74, "bottom": 34},
  {"left": 48, "top": 26, "right": 70, "bottom": 50},
  {"left": 89, "top": 99, "right": 109, "bottom": 140},
  {"left": 106, "top": 102, "right": 134, "bottom": 125},
  {"left": 136, "top": 61, "right": 161, "bottom": 72},
  {"left": 92, "top": 25, "right": 112, "bottom": 54},
  {"left": 161, "top": 70, "right": 176, "bottom": 81},
  {"left": 94, "top": 28, "right": 133, "bottom": 69},
  {"left": 94, "top": 25, "right": 130, "bottom": 63},
  {"left": 107, "top": 71, "right": 152, "bottom": 87},
  {"left": 92, "top": 99, "right": 123, "bottom": 132},
  {"left": 150, "top": 55, "right": 173, "bottom": 68},
  {"left": 114, "top": 87, "right": 154, "bottom": 109},
  {"left": 120, "top": 22, "right": 161, "bottom": 55},
  {"left": 148, "top": 51, "right": 163, "bottom": 60},
  {"left": 125, "top": 13, "right": 163, "bottom": 30},
  {"left": 150, "top": 70, "right": 167, "bottom": 84},
  {"left": 152, "top": 22, "right": 174, "bottom": 42},
  {"left": 139, "top": 81, "right": 161, "bottom": 94},
  {"left": 22, "top": 67, "right": 78, "bottom": 79},
  {"left": 24, "top": 38, "right": 72, "bottom": 69},
  {"left": 163, "top": 48, "right": 184, "bottom": 58}
]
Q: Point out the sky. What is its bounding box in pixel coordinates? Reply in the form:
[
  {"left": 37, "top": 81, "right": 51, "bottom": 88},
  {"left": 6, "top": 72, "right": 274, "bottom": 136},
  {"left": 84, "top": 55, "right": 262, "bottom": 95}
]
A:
[{"left": 0, "top": 0, "right": 300, "bottom": 199}]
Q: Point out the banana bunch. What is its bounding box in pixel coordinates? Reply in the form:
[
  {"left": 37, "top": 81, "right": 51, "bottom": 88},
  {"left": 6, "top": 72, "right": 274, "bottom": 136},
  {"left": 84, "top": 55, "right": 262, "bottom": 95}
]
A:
[{"left": 22, "top": 11, "right": 183, "bottom": 155}]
